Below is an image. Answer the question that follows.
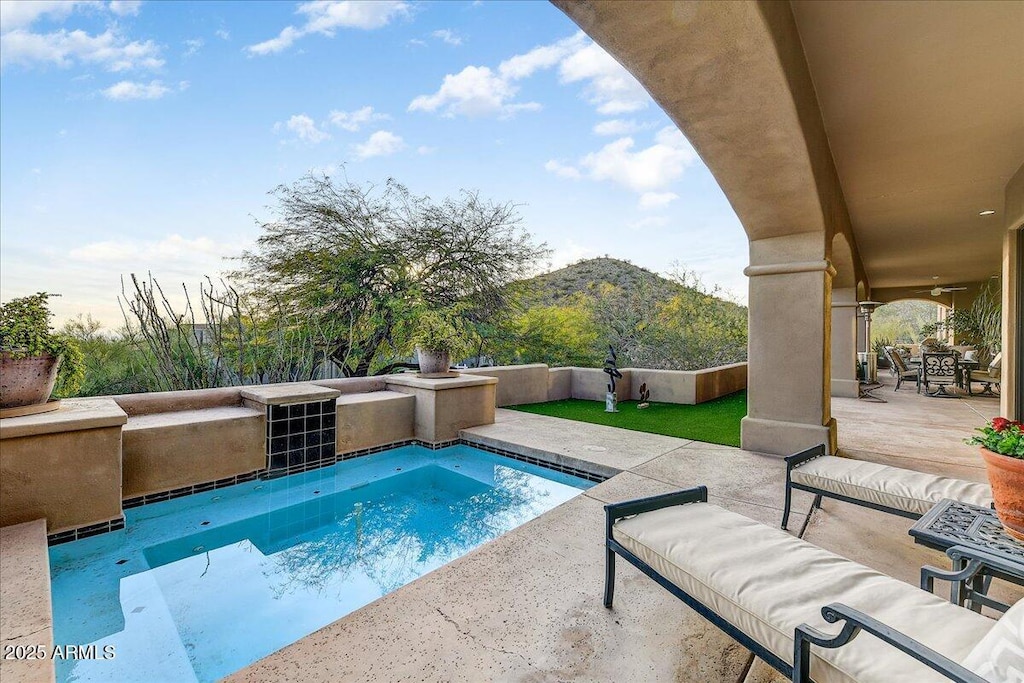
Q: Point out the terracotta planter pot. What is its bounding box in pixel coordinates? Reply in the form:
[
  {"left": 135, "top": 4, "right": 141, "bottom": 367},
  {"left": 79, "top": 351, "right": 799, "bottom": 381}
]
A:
[
  {"left": 979, "top": 446, "right": 1024, "bottom": 542},
  {"left": 0, "top": 352, "right": 61, "bottom": 408},
  {"left": 417, "top": 348, "right": 451, "bottom": 377}
]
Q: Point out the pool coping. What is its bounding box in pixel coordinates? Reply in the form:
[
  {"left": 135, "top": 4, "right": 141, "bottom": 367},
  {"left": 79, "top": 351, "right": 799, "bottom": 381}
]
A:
[{"left": 0, "top": 519, "right": 56, "bottom": 683}]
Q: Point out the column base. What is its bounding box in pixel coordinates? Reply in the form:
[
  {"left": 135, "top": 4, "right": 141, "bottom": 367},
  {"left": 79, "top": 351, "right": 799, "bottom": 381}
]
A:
[
  {"left": 830, "top": 379, "right": 860, "bottom": 398},
  {"left": 741, "top": 416, "right": 837, "bottom": 456}
]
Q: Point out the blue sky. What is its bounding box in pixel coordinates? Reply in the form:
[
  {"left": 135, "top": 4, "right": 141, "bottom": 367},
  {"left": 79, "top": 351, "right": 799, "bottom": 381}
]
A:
[{"left": 0, "top": 0, "right": 748, "bottom": 328}]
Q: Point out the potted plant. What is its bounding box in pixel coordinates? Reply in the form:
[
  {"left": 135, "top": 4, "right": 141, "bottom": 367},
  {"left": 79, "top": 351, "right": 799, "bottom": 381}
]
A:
[
  {"left": 411, "top": 310, "right": 476, "bottom": 378},
  {"left": 966, "top": 417, "right": 1024, "bottom": 541},
  {"left": 0, "top": 292, "right": 83, "bottom": 414},
  {"left": 872, "top": 337, "right": 893, "bottom": 369}
]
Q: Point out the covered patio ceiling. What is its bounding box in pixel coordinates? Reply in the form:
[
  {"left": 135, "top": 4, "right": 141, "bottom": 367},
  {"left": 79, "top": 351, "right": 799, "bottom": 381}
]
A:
[
  {"left": 790, "top": 0, "right": 1024, "bottom": 292},
  {"left": 554, "top": 1, "right": 1023, "bottom": 295}
]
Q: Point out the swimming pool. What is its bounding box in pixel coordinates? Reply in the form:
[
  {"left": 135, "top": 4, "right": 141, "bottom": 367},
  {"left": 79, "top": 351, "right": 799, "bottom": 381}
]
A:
[{"left": 49, "top": 444, "right": 594, "bottom": 683}]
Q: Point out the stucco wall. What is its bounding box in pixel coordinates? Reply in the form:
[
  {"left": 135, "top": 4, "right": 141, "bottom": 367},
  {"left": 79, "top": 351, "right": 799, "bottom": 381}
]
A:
[
  {"left": 462, "top": 364, "right": 550, "bottom": 406},
  {"left": 335, "top": 391, "right": 415, "bottom": 453},
  {"left": 0, "top": 426, "right": 123, "bottom": 533},
  {"left": 547, "top": 367, "right": 572, "bottom": 401},
  {"left": 312, "top": 377, "right": 388, "bottom": 394},
  {"left": 122, "top": 407, "right": 265, "bottom": 498},
  {"left": 112, "top": 387, "right": 242, "bottom": 416},
  {"left": 571, "top": 367, "right": 632, "bottom": 402}
]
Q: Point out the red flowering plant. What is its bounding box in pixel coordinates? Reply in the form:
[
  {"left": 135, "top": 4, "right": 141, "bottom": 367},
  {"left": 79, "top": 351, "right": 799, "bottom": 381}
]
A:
[{"left": 967, "top": 417, "right": 1024, "bottom": 458}]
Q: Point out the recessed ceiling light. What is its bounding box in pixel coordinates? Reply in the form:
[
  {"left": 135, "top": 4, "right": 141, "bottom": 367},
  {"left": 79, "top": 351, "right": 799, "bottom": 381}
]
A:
[
  {"left": 932, "top": 275, "right": 940, "bottom": 280},
  {"left": 979, "top": 210, "right": 996, "bottom": 216}
]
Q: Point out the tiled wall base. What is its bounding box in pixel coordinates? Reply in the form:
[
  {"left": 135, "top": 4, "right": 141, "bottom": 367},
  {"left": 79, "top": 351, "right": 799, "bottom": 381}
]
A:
[
  {"left": 47, "top": 517, "right": 125, "bottom": 546},
  {"left": 49, "top": 438, "right": 608, "bottom": 545},
  {"left": 123, "top": 471, "right": 261, "bottom": 509}
]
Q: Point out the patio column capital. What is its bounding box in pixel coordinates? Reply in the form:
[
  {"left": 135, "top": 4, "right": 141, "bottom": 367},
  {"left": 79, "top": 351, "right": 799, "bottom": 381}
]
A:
[{"left": 743, "top": 260, "right": 836, "bottom": 278}]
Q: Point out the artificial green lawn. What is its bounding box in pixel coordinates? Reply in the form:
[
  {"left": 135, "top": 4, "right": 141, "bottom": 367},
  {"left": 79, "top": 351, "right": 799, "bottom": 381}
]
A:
[{"left": 508, "top": 390, "right": 747, "bottom": 447}]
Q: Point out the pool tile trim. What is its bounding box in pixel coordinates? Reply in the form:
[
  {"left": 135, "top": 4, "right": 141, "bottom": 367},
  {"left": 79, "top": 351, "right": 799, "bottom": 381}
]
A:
[{"left": 47, "top": 517, "right": 125, "bottom": 546}]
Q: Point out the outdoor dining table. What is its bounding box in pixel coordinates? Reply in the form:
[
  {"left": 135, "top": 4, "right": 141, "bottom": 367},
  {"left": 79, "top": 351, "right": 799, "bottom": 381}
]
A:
[{"left": 909, "top": 498, "right": 1024, "bottom": 612}]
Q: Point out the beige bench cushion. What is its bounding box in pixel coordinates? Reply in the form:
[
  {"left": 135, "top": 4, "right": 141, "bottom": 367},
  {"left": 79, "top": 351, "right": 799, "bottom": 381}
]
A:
[
  {"left": 613, "top": 503, "right": 994, "bottom": 683},
  {"left": 791, "top": 456, "right": 992, "bottom": 516}
]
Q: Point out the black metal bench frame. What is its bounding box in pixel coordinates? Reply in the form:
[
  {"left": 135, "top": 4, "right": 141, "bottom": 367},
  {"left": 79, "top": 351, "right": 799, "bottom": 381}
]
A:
[
  {"left": 605, "top": 486, "right": 995, "bottom": 683},
  {"left": 781, "top": 444, "right": 921, "bottom": 531}
]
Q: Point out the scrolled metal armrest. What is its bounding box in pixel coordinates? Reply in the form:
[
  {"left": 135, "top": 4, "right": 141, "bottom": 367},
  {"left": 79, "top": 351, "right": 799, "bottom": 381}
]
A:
[
  {"left": 922, "top": 544, "right": 1024, "bottom": 590},
  {"left": 793, "top": 603, "right": 985, "bottom": 683}
]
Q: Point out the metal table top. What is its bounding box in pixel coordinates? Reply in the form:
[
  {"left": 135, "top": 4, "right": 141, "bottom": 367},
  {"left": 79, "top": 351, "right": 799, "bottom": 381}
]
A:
[{"left": 910, "top": 498, "right": 1024, "bottom": 565}]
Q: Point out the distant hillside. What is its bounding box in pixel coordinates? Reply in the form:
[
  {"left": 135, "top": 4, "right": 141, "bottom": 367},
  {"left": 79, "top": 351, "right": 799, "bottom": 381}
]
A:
[{"left": 522, "top": 257, "right": 744, "bottom": 313}]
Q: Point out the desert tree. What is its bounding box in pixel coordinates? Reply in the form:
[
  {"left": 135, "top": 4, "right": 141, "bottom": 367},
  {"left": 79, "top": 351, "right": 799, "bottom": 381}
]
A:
[{"left": 235, "top": 173, "right": 549, "bottom": 376}]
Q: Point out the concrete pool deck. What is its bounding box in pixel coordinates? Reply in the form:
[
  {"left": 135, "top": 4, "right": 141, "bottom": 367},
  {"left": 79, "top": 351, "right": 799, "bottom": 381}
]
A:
[{"left": 230, "top": 378, "right": 1020, "bottom": 682}]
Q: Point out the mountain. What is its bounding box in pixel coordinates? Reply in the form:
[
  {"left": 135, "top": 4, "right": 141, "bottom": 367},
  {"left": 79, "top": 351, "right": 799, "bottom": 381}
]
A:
[{"left": 520, "top": 257, "right": 744, "bottom": 312}]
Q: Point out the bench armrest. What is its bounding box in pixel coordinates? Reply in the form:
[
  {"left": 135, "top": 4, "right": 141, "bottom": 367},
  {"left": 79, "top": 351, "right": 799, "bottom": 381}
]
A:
[
  {"left": 794, "top": 603, "right": 986, "bottom": 683},
  {"left": 784, "top": 444, "right": 827, "bottom": 475},
  {"left": 922, "top": 544, "right": 1024, "bottom": 612},
  {"left": 605, "top": 486, "right": 708, "bottom": 525}
]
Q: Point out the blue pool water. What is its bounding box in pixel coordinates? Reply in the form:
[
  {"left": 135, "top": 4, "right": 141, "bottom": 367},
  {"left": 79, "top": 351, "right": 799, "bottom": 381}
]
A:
[{"left": 49, "top": 444, "right": 593, "bottom": 683}]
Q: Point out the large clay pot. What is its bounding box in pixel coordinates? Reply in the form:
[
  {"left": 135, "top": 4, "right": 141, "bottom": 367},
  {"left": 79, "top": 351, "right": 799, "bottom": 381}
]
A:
[
  {"left": 0, "top": 352, "right": 61, "bottom": 408},
  {"left": 417, "top": 348, "right": 451, "bottom": 377},
  {"left": 980, "top": 447, "right": 1024, "bottom": 541}
]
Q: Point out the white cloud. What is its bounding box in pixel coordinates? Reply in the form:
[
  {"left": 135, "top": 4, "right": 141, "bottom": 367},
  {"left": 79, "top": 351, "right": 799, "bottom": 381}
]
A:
[
  {"left": 327, "top": 105, "right": 389, "bottom": 132},
  {"left": 638, "top": 191, "right": 679, "bottom": 210},
  {"left": 277, "top": 114, "right": 331, "bottom": 143},
  {"left": 408, "top": 65, "right": 539, "bottom": 118},
  {"left": 432, "top": 29, "right": 461, "bottom": 46},
  {"left": 549, "top": 239, "right": 600, "bottom": 270},
  {"left": 559, "top": 42, "right": 648, "bottom": 115},
  {"left": 407, "top": 38, "right": 427, "bottom": 47},
  {"left": 353, "top": 130, "right": 405, "bottom": 159},
  {"left": 497, "top": 33, "right": 584, "bottom": 81},
  {"left": 410, "top": 31, "right": 647, "bottom": 121},
  {"left": 543, "top": 159, "right": 581, "bottom": 180},
  {"left": 215, "top": 28, "right": 230, "bottom": 41},
  {"left": 246, "top": 0, "right": 409, "bottom": 56},
  {"left": 107, "top": 1, "right": 141, "bottom": 16},
  {"left": 579, "top": 126, "right": 698, "bottom": 193},
  {"left": 69, "top": 234, "right": 232, "bottom": 264},
  {"left": 0, "top": 1, "right": 90, "bottom": 30},
  {"left": 1, "top": 28, "right": 164, "bottom": 71},
  {"left": 183, "top": 38, "right": 203, "bottom": 57},
  {"left": 101, "top": 79, "right": 171, "bottom": 100},
  {"left": 416, "top": 145, "right": 436, "bottom": 155},
  {"left": 546, "top": 126, "right": 699, "bottom": 200},
  {"left": 593, "top": 119, "right": 643, "bottom": 136},
  {"left": 627, "top": 216, "right": 669, "bottom": 231}
]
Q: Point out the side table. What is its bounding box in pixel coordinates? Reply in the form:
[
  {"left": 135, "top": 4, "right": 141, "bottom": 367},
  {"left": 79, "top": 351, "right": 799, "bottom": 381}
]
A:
[{"left": 910, "top": 499, "right": 1024, "bottom": 612}]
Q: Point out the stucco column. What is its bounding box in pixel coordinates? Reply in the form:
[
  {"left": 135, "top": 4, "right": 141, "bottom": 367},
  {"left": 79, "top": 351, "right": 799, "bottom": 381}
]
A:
[
  {"left": 830, "top": 288, "right": 860, "bottom": 398},
  {"left": 741, "top": 235, "right": 837, "bottom": 456}
]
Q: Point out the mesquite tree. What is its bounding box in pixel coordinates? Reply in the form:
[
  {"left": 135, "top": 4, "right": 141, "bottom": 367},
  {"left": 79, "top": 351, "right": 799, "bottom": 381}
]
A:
[{"left": 236, "top": 174, "right": 549, "bottom": 376}]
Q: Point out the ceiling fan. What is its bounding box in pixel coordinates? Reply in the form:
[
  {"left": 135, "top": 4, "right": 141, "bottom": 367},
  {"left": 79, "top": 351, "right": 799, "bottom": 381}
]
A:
[{"left": 913, "top": 285, "right": 968, "bottom": 296}]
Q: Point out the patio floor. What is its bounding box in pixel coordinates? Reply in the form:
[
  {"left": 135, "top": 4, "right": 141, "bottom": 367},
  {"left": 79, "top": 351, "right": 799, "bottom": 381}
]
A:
[{"left": 230, "top": 376, "right": 1019, "bottom": 683}]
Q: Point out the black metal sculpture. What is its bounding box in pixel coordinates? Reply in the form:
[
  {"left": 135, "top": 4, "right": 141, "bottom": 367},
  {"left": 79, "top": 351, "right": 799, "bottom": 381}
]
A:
[
  {"left": 603, "top": 345, "right": 622, "bottom": 393},
  {"left": 603, "top": 345, "right": 623, "bottom": 412},
  {"left": 638, "top": 382, "right": 651, "bottom": 409}
]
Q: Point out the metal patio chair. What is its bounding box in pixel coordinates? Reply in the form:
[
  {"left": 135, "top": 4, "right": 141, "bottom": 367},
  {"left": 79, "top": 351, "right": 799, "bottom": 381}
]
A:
[
  {"left": 920, "top": 352, "right": 959, "bottom": 397},
  {"left": 886, "top": 347, "right": 920, "bottom": 391}
]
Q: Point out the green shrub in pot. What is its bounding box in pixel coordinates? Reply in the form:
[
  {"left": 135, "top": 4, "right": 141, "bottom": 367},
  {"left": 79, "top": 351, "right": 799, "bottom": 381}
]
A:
[{"left": 0, "top": 293, "right": 83, "bottom": 403}]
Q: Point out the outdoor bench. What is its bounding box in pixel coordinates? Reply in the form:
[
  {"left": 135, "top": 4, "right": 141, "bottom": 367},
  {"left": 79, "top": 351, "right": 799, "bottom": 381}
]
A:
[
  {"left": 781, "top": 444, "right": 993, "bottom": 530},
  {"left": 604, "top": 486, "right": 1022, "bottom": 683},
  {"left": 116, "top": 388, "right": 265, "bottom": 498}
]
